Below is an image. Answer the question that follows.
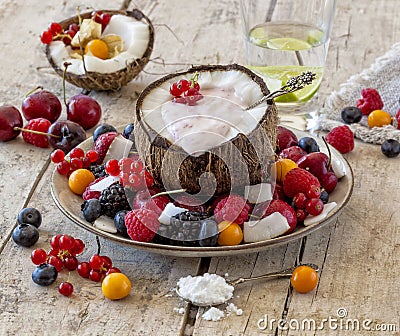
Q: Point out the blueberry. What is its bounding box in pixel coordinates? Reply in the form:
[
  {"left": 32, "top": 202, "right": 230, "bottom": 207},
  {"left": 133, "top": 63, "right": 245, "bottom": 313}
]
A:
[
  {"left": 298, "top": 137, "right": 320, "bottom": 153},
  {"left": 198, "top": 219, "right": 219, "bottom": 247},
  {"left": 81, "top": 199, "right": 102, "bottom": 223},
  {"left": 122, "top": 123, "right": 135, "bottom": 140},
  {"left": 381, "top": 139, "right": 400, "bottom": 158},
  {"left": 93, "top": 124, "right": 117, "bottom": 142},
  {"left": 320, "top": 190, "right": 329, "bottom": 204},
  {"left": 12, "top": 223, "right": 39, "bottom": 247},
  {"left": 114, "top": 210, "right": 129, "bottom": 237},
  {"left": 32, "top": 263, "right": 58, "bottom": 286},
  {"left": 341, "top": 106, "right": 363, "bottom": 124},
  {"left": 17, "top": 207, "right": 42, "bottom": 228}
]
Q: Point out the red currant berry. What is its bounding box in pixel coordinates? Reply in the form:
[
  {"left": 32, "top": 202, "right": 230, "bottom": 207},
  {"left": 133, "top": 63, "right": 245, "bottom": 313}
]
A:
[
  {"left": 57, "top": 160, "right": 70, "bottom": 175},
  {"left": 89, "top": 254, "right": 104, "bottom": 270},
  {"left": 293, "top": 193, "right": 307, "bottom": 209},
  {"left": 144, "top": 170, "right": 154, "bottom": 187},
  {"left": 58, "top": 282, "right": 74, "bottom": 297},
  {"left": 128, "top": 173, "right": 143, "bottom": 190},
  {"left": 50, "top": 234, "right": 62, "bottom": 249},
  {"left": 91, "top": 11, "right": 103, "bottom": 23},
  {"left": 51, "top": 149, "right": 65, "bottom": 163},
  {"left": 172, "top": 97, "right": 187, "bottom": 104},
  {"left": 70, "top": 158, "right": 83, "bottom": 171},
  {"left": 48, "top": 248, "right": 60, "bottom": 258},
  {"left": 69, "top": 23, "right": 79, "bottom": 32},
  {"left": 307, "top": 185, "right": 321, "bottom": 199},
  {"left": 105, "top": 267, "right": 121, "bottom": 276},
  {"left": 296, "top": 209, "right": 308, "bottom": 222},
  {"left": 131, "top": 160, "right": 144, "bottom": 174},
  {"left": 89, "top": 269, "right": 103, "bottom": 282},
  {"left": 177, "top": 79, "right": 190, "bottom": 92},
  {"left": 31, "top": 248, "right": 47, "bottom": 265},
  {"left": 119, "top": 157, "right": 134, "bottom": 173},
  {"left": 82, "top": 157, "right": 91, "bottom": 169},
  {"left": 192, "top": 82, "right": 200, "bottom": 91},
  {"left": 71, "top": 238, "right": 85, "bottom": 255},
  {"left": 70, "top": 147, "right": 85, "bottom": 159},
  {"left": 40, "top": 30, "right": 53, "bottom": 44},
  {"left": 47, "top": 256, "right": 63, "bottom": 272},
  {"left": 119, "top": 172, "right": 130, "bottom": 187},
  {"left": 86, "top": 150, "right": 99, "bottom": 163},
  {"left": 48, "top": 22, "right": 63, "bottom": 36},
  {"left": 105, "top": 159, "right": 121, "bottom": 176},
  {"left": 100, "top": 13, "right": 111, "bottom": 29},
  {"left": 169, "top": 82, "right": 183, "bottom": 97},
  {"left": 305, "top": 198, "right": 324, "bottom": 216},
  {"left": 77, "top": 262, "right": 91, "bottom": 278},
  {"left": 101, "top": 256, "right": 112, "bottom": 269},
  {"left": 64, "top": 256, "right": 78, "bottom": 271},
  {"left": 184, "top": 88, "right": 201, "bottom": 106},
  {"left": 58, "top": 235, "right": 75, "bottom": 251}
]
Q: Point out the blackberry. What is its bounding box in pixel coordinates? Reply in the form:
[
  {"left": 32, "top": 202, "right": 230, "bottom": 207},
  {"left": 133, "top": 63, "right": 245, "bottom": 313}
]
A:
[
  {"left": 99, "top": 182, "right": 131, "bottom": 218},
  {"left": 154, "top": 211, "right": 214, "bottom": 247},
  {"left": 88, "top": 164, "right": 107, "bottom": 179}
]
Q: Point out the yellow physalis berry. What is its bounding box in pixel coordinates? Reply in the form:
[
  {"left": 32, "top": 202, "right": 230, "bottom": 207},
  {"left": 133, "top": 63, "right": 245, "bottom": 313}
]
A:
[
  {"left": 68, "top": 169, "right": 95, "bottom": 195},
  {"left": 102, "top": 273, "right": 132, "bottom": 300},
  {"left": 290, "top": 265, "right": 319, "bottom": 293},
  {"left": 84, "top": 39, "right": 109, "bottom": 60},
  {"left": 367, "top": 110, "right": 392, "bottom": 128},
  {"left": 217, "top": 221, "right": 243, "bottom": 246}
]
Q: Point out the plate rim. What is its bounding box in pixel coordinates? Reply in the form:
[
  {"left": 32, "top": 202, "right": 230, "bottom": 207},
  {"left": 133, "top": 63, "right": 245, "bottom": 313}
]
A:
[{"left": 50, "top": 127, "right": 354, "bottom": 257}]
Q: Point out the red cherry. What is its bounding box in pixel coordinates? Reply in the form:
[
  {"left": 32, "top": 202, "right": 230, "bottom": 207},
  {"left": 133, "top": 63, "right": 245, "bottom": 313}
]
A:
[
  {"left": 77, "top": 262, "right": 91, "bottom": 278},
  {"left": 31, "top": 248, "right": 47, "bottom": 265},
  {"left": 305, "top": 198, "right": 324, "bottom": 216},
  {"left": 21, "top": 90, "right": 62, "bottom": 123},
  {"left": 57, "top": 160, "right": 71, "bottom": 175},
  {"left": 67, "top": 95, "right": 102, "bottom": 130},
  {"left": 320, "top": 172, "right": 338, "bottom": 194},
  {"left": 40, "top": 30, "right": 53, "bottom": 44},
  {"left": 48, "top": 22, "right": 63, "bottom": 36},
  {"left": 70, "top": 147, "right": 85, "bottom": 159},
  {"left": 58, "top": 282, "right": 74, "bottom": 297},
  {"left": 0, "top": 105, "right": 23, "bottom": 142}
]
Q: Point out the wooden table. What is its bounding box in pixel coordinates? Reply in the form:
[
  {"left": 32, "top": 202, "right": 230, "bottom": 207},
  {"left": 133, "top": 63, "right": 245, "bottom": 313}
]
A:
[{"left": 1, "top": 1, "right": 399, "bottom": 335}]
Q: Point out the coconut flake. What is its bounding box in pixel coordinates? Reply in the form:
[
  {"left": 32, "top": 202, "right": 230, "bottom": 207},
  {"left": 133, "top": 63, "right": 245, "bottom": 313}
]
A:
[
  {"left": 158, "top": 203, "right": 188, "bottom": 225},
  {"left": 93, "top": 216, "right": 118, "bottom": 233},
  {"left": 303, "top": 202, "right": 337, "bottom": 226},
  {"left": 244, "top": 183, "right": 273, "bottom": 204},
  {"left": 202, "top": 307, "right": 225, "bottom": 321},
  {"left": 243, "top": 212, "right": 290, "bottom": 243},
  {"left": 103, "top": 135, "right": 134, "bottom": 162},
  {"left": 89, "top": 175, "right": 120, "bottom": 192},
  {"left": 226, "top": 303, "right": 243, "bottom": 316}
]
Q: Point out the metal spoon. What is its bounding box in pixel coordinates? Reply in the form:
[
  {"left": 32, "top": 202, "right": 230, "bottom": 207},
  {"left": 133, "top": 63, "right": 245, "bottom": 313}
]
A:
[
  {"left": 176, "top": 263, "right": 319, "bottom": 307},
  {"left": 245, "top": 71, "right": 317, "bottom": 110}
]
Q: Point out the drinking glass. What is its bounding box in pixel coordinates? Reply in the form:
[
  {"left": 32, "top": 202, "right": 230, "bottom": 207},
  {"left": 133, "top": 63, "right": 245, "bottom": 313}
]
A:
[{"left": 240, "top": 0, "right": 337, "bottom": 117}]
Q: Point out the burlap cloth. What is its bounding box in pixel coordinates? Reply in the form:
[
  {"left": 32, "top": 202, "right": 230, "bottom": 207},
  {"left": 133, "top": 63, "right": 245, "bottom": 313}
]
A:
[{"left": 316, "top": 42, "right": 400, "bottom": 144}]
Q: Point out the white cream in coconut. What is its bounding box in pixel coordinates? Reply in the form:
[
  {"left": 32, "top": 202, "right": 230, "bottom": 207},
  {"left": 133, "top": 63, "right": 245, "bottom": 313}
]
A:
[
  {"left": 49, "top": 14, "right": 150, "bottom": 75},
  {"left": 142, "top": 71, "right": 267, "bottom": 156}
]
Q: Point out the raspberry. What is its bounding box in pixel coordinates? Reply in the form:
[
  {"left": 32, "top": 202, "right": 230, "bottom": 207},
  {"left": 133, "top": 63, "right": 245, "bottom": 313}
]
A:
[
  {"left": 253, "top": 199, "right": 297, "bottom": 233},
  {"left": 131, "top": 188, "right": 169, "bottom": 216},
  {"left": 93, "top": 132, "right": 118, "bottom": 164},
  {"left": 124, "top": 209, "right": 160, "bottom": 242},
  {"left": 277, "top": 126, "right": 298, "bottom": 151},
  {"left": 325, "top": 125, "right": 354, "bottom": 154},
  {"left": 213, "top": 194, "right": 252, "bottom": 225},
  {"left": 22, "top": 118, "right": 51, "bottom": 148},
  {"left": 356, "top": 88, "right": 384, "bottom": 115},
  {"left": 82, "top": 176, "right": 105, "bottom": 200},
  {"left": 283, "top": 168, "right": 320, "bottom": 198},
  {"left": 279, "top": 146, "right": 307, "bottom": 163}
]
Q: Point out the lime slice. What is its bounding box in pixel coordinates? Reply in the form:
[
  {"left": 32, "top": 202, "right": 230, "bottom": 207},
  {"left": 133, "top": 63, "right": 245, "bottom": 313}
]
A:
[
  {"left": 266, "top": 37, "right": 311, "bottom": 51},
  {"left": 307, "top": 29, "right": 325, "bottom": 46},
  {"left": 248, "top": 65, "right": 323, "bottom": 102}
]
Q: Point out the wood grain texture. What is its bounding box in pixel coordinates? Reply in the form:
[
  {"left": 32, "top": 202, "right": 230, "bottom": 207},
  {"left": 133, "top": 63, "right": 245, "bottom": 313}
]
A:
[{"left": 0, "top": 0, "right": 400, "bottom": 335}]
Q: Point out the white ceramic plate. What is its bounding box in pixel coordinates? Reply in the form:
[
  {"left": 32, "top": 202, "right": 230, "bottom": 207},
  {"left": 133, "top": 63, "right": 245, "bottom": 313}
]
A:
[{"left": 51, "top": 128, "right": 353, "bottom": 257}]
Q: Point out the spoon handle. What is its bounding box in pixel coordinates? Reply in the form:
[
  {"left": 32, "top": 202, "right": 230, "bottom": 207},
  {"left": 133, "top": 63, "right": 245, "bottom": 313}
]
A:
[
  {"left": 245, "top": 71, "right": 317, "bottom": 110},
  {"left": 228, "top": 263, "right": 319, "bottom": 287}
]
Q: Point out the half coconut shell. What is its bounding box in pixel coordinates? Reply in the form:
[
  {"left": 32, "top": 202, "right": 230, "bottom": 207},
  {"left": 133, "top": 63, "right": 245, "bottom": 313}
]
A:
[
  {"left": 45, "top": 9, "right": 154, "bottom": 91},
  {"left": 135, "top": 64, "right": 278, "bottom": 196}
]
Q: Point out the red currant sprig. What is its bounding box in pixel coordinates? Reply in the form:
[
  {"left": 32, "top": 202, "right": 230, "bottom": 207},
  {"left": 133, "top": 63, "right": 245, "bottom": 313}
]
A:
[
  {"left": 169, "top": 72, "right": 203, "bottom": 105},
  {"left": 51, "top": 148, "right": 99, "bottom": 177}
]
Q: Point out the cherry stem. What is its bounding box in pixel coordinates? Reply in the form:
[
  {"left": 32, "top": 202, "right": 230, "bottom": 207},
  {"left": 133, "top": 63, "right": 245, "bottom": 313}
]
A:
[
  {"left": 62, "top": 62, "right": 71, "bottom": 108},
  {"left": 150, "top": 188, "right": 186, "bottom": 199},
  {"left": 322, "top": 136, "right": 332, "bottom": 170},
  {"left": 24, "top": 86, "right": 43, "bottom": 98},
  {"left": 96, "top": 235, "right": 101, "bottom": 255},
  {"left": 13, "top": 127, "right": 61, "bottom": 138}
]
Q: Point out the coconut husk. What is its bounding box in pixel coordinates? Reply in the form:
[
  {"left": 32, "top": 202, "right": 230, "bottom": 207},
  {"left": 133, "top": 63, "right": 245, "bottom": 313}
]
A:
[
  {"left": 45, "top": 9, "right": 154, "bottom": 91},
  {"left": 135, "top": 64, "right": 278, "bottom": 196}
]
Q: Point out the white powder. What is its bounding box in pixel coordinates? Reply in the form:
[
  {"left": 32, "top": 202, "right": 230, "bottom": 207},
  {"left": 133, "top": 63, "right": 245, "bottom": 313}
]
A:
[
  {"left": 226, "top": 303, "right": 243, "bottom": 316},
  {"left": 177, "top": 273, "right": 234, "bottom": 306},
  {"left": 202, "top": 307, "right": 225, "bottom": 321}
]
